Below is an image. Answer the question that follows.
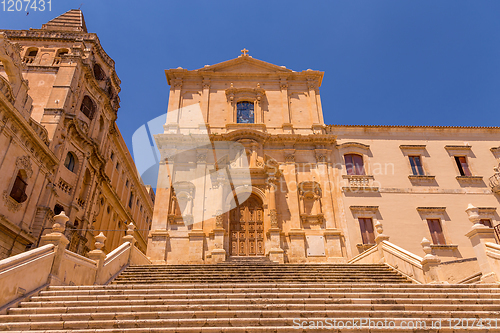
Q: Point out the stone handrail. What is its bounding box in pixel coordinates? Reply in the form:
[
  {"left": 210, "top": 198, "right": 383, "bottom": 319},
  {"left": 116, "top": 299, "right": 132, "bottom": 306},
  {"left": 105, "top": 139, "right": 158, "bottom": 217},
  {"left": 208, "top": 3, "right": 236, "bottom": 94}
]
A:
[
  {"left": 348, "top": 240, "right": 425, "bottom": 283},
  {"left": 0, "top": 244, "right": 55, "bottom": 313},
  {"left": 380, "top": 241, "right": 425, "bottom": 283},
  {"left": 348, "top": 220, "right": 446, "bottom": 284},
  {"left": 97, "top": 242, "right": 132, "bottom": 285},
  {"left": 347, "top": 244, "right": 378, "bottom": 264},
  {"left": 0, "top": 212, "right": 152, "bottom": 311},
  {"left": 485, "top": 242, "right": 500, "bottom": 259}
]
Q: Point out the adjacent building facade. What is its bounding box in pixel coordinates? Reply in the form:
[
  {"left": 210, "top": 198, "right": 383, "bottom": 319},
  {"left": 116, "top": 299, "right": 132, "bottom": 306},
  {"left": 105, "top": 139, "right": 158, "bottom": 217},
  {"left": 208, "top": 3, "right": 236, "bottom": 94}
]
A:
[
  {"left": 147, "top": 50, "right": 500, "bottom": 265},
  {"left": 0, "top": 10, "right": 154, "bottom": 259}
]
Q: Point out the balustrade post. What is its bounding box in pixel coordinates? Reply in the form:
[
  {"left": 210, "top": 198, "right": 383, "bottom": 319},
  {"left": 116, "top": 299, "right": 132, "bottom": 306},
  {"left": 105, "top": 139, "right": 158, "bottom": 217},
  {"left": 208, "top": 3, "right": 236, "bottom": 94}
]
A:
[
  {"left": 39, "top": 211, "right": 70, "bottom": 285},
  {"left": 88, "top": 232, "right": 107, "bottom": 285}
]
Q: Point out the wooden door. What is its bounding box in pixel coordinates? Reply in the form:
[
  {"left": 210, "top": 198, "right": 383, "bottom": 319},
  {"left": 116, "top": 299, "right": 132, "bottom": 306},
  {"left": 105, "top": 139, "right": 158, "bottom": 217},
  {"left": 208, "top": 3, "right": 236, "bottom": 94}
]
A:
[{"left": 230, "top": 197, "right": 264, "bottom": 256}]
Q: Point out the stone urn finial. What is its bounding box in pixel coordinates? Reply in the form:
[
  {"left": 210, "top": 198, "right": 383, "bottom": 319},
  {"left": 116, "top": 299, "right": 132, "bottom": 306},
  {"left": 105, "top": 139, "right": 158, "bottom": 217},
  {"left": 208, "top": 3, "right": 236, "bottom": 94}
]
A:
[
  {"left": 421, "top": 237, "right": 432, "bottom": 256},
  {"left": 374, "top": 220, "right": 389, "bottom": 244},
  {"left": 126, "top": 222, "right": 135, "bottom": 236},
  {"left": 94, "top": 232, "right": 106, "bottom": 251},
  {"left": 52, "top": 211, "right": 69, "bottom": 233},
  {"left": 465, "top": 203, "right": 482, "bottom": 228}
]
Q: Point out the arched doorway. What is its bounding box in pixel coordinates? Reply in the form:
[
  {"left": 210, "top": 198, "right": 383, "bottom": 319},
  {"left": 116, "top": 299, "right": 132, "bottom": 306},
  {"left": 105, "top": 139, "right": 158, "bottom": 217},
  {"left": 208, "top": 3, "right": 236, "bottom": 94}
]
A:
[{"left": 229, "top": 195, "right": 264, "bottom": 256}]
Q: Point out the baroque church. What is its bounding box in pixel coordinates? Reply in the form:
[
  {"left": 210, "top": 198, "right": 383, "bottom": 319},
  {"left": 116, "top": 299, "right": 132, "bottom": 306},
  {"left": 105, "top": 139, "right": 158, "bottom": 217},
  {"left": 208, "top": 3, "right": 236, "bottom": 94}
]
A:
[
  {"left": 2, "top": 9, "right": 500, "bottom": 331},
  {"left": 147, "top": 48, "right": 500, "bottom": 274},
  {"left": 0, "top": 10, "right": 154, "bottom": 259}
]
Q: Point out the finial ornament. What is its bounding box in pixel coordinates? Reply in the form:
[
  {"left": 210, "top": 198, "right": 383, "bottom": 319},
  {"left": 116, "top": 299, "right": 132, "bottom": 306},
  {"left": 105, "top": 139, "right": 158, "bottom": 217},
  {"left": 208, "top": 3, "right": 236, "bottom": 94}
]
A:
[{"left": 241, "top": 48, "right": 249, "bottom": 56}]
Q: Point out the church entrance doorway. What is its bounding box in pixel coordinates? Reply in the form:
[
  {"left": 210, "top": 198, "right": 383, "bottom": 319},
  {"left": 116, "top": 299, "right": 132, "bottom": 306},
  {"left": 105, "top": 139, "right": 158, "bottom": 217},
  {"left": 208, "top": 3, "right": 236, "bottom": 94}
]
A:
[{"left": 229, "top": 195, "right": 265, "bottom": 256}]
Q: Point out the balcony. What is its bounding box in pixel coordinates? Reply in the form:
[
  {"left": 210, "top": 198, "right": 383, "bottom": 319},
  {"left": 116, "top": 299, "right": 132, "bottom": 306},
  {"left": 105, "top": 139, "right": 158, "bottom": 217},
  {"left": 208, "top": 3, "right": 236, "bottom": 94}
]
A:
[
  {"left": 490, "top": 171, "right": 500, "bottom": 194},
  {"left": 342, "top": 175, "right": 379, "bottom": 192},
  {"left": 22, "top": 56, "right": 36, "bottom": 64}
]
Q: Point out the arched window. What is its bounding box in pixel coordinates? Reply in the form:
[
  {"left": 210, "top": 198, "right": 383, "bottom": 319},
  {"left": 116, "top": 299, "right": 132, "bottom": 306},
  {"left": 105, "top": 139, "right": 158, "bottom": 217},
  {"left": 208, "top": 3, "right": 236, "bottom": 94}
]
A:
[
  {"left": 80, "top": 95, "right": 96, "bottom": 119},
  {"left": 344, "top": 154, "right": 365, "bottom": 175},
  {"left": 26, "top": 48, "right": 38, "bottom": 57},
  {"left": 56, "top": 48, "right": 69, "bottom": 57},
  {"left": 236, "top": 101, "right": 254, "bottom": 124},
  {"left": 64, "top": 152, "right": 77, "bottom": 172},
  {"left": 10, "top": 170, "right": 28, "bottom": 203},
  {"left": 93, "top": 63, "right": 105, "bottom": 81}
]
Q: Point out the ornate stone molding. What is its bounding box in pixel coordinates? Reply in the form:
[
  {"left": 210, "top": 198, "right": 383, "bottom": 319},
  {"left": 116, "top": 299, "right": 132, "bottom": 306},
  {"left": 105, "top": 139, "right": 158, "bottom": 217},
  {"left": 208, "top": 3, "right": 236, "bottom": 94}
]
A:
[
  {"left": 269, "top": 208, "right": 278, "bottom": 228},
  {"left": 15, "top": 156, "right": 33, "bottom": 178},
  {"left": 3, "top": 190, "right": 22, "bottom": 212}
]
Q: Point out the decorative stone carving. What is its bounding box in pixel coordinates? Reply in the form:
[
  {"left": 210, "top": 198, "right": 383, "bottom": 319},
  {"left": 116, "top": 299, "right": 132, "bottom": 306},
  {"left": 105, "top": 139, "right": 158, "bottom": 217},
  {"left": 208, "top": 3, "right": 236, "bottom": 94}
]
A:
[
  {"left": 16, "top": 156, "right": 33, "bottom": 178},
  {"left": 298, "top": 181, "right": 324, "bottom": 224},
  {"left": 215, "top": 212, "right": 224, "bottom": 229},
  {"left": 270, "top": 208, "right": 278, "bottom": 228},
  {"left": 196, "top": 153, "right": 207, "bottom": 163},
  {"left": 3, "top": 190, "right": 22, "bottom": 212}
]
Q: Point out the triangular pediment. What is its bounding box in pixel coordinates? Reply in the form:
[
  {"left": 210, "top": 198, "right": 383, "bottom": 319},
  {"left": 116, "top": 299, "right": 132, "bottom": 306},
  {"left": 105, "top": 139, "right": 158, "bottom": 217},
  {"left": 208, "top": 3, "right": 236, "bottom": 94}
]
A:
[{"left": 197, "top": 55, "right": 293, "bottom": 74}]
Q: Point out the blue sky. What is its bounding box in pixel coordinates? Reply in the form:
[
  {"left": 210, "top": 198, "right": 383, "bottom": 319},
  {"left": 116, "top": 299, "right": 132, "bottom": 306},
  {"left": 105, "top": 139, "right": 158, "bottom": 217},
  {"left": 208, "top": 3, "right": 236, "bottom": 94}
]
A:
[{"left": 2, "top": 1, "right": 500, "bottom": 155}]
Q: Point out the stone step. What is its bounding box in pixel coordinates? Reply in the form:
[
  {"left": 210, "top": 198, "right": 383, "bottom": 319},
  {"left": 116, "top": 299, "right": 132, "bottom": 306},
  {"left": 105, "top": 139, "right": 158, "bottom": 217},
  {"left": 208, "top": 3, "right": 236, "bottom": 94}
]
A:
[
  {"left": 37, "top": 286, "right": 500, "bottom": 296},
  {"left": 28, "top": 291, "right": 500, "bottom": 302},
  {"left": 3, "top": 308, "right": 500, "bottom": 324},
  {"left": 44, "top": 282, "right": 500, "bottom": 290},
  {"left": 115, "top": 270, "right": 400, "bottom": 277},
  {"left": 112, "top": 278, "right": 410, "bottom": 283},
  {"left": 1, "top": 315, "right": 498, "bottom": 331},
  {"left": 10, "top": 301, "right": 500, "bottom": 316},
  {"left": 19, "top": 295, "right": 500, "bottom": 310},
  {"left": 0, "top": 327, "right": 496, "bottom": 333}
]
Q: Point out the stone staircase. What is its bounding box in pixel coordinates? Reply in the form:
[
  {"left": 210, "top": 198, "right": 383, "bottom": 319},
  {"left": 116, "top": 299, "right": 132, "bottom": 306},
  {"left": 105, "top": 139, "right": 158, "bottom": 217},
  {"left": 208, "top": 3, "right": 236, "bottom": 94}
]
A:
[{"left": 1, "top": 263, "right": 500, "bottom": 332}]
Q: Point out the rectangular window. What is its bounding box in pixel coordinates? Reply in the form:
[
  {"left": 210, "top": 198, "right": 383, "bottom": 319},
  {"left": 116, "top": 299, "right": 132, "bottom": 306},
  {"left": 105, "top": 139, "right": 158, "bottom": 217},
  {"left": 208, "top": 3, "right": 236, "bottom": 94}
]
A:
[
  {"left": 480, "top": 219, "right": 493, "bottom": 228},
  {"left": 454, "top": 156, "right": 472, "bottom": 176},
  {"left": 427, "top": 219, "right": 446, "bottom": 245},
  {"left": 409, "top": 156, "right": 424, "bottom": 176},
  {"left": 345, "top": 154, "right": 365, "bottom": 175},
  {"left": 128, "top": 193, "right": 133, "bottom": 208},
  {"left": 358, "top": 218, "right": 375, "bottom": 244},
  {"left": 116, "top": 162, "right": 120, "bottom": 170}
]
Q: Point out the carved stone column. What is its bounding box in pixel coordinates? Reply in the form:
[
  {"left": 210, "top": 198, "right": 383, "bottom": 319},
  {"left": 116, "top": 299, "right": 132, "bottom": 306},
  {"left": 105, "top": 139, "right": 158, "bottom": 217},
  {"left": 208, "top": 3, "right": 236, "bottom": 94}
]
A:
[
  {"left": 202, "top": 78, "right": 210, "bottom": 123},
  {"left": 211, "top": 172, "right": 227, "bottom": 263},
  {"left": 307, "top": 78, "right": 321, "bottom": 124},
  {"left": 267, "top": 176, "right": 284, "bottom": 264}
]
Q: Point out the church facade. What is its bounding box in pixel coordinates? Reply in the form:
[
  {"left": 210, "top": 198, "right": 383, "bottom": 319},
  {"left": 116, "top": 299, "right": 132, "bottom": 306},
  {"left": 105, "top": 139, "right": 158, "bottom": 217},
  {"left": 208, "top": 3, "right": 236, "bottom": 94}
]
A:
[
  {"left": 0, "top": 10, "right": 154, "bottom": 259},
  {"left": 147, "top": 50, "right": 500, "bottom": 265}
]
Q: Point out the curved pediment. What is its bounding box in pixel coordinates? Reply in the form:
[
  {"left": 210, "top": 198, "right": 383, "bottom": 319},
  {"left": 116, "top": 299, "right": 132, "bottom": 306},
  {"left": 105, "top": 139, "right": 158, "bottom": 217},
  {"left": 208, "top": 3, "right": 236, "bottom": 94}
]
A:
[{"left": 214, "top": 129, "right": 270, "bottom": 143}]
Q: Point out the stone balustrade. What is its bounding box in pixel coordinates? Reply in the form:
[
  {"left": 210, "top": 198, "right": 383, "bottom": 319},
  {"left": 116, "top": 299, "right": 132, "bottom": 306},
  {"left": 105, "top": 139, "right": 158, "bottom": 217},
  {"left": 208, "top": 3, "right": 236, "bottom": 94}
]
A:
[{"left": 0, "top": 211, "right": 151, "bottom": 312}]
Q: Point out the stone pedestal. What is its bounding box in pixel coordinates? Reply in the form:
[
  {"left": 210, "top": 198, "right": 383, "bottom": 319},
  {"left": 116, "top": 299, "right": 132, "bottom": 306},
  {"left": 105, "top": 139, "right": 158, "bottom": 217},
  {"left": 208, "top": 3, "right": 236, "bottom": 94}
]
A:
[
  {"left": 288, "top": 229, "right": 306, "bottom": 263},
  {"left": 211, "top": 227, "right": 226, "bottom": 263},
  {"left": 188, "top": 230, "right": 205, "bottom": 264},
  {"left": 465, "top": 203, "right": 499, "bottom": 283},
  {"left": 147, "top": 230, "right": 169, "bottom": 264},
  {"left": 323, "top": 229, "right": 345, "bottom": 262},
  {"left": 268, "top": 227, "right": 284, "bottom": 264},
  {"left": 465, "top": 226, "right": 498, "bottom": 283}
]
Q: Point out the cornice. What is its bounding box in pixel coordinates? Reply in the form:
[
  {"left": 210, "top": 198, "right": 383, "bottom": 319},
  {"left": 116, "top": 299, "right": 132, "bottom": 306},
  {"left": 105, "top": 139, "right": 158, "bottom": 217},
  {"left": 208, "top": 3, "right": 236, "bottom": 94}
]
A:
[
  {"left": 328, "top": 124, "right": 500, "bottom": 131},
  {"left": 0, "top": 29, "right": 120, "bottom": 86}
]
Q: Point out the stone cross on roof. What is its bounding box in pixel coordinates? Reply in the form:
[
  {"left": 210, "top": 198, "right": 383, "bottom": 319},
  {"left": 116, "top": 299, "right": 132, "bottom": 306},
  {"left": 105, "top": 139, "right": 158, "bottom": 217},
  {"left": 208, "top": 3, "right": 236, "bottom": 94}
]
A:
[{"left": 240, "top": 48, "right": 249, "bottom": 56}]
